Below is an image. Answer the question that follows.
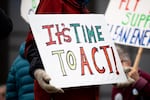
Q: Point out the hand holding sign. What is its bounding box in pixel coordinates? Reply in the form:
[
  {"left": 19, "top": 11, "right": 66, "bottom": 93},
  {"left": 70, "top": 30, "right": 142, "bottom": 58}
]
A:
[
  {"left": 34, "top": 69, "right": 64, "bottom": 93},
  {"left": 127, "top": 47, "right": 143, "bottom": 82}
]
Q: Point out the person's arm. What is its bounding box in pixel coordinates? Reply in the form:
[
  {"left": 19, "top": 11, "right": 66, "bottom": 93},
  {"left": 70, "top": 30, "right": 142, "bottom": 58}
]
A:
[
  {"left": 0, "top": 8, "right": 13, "bottom": 39},
  {"left": 6, "top": 63, "right": 18, "bottom": 100},
  {"left": 26, "top": 39, "right": 44, "bottom": 78},
  {"left": 25, "top": 34, "right": 63, "bottom": 93},
  {"left": 24, "top": 0, "right": 64, "bottom": 93}
]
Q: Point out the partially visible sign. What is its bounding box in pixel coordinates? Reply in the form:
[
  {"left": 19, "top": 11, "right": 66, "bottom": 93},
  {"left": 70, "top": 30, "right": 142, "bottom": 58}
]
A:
[
  {"left": 20, "top": 0, "right": 40, "bottom": 23},
  {"left": 105, "top": 0, "right": 150, "bottom": 49},
  {"left": 28, "top": 14, "right": 127, "bottom": 88}
]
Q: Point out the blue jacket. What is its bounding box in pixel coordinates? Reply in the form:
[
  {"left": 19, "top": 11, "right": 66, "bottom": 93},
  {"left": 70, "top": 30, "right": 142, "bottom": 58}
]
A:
[{"left": 6, "top": 42, "right": 34, "bottom": 100}]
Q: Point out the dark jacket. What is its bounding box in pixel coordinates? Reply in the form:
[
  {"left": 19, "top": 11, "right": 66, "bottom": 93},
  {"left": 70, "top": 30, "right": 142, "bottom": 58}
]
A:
[
  {"left": 0, "top": 8, "right": 13, "bottom": 39},
  {"left": 25, "top": 0, "right": 100, "bottom": 100},
  {"left": 112, "top": 70, "right": 150, "bottom": 100},
  {"left": 6, "top": 42, "right": 34, "bottom": 100}
]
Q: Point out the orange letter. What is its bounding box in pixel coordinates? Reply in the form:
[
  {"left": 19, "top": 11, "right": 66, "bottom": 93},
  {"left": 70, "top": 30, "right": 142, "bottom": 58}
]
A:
[
  {"left": 100, "top": 46, "right": 113, "bottom": 73},
  {"left": 80, "top": 47, "right": 93, "bottom": 75},
  {"left": 42, "top": 25, "right": 56, "bottom": 46},
  {"left": 92, "top": 47, "right": 105, "bottom": 73}
]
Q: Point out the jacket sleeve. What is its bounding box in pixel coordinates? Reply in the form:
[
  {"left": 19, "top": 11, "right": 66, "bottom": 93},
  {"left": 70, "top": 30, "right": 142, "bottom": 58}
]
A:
[
  {"left": 6, "top": 63, "right": 18, "bottom": 100},
  {"left": 133, "top": 70, "right": 150, "bottom": 97},
  {"left": 25, "top": 39, "right": 44, "bottom": 79}
]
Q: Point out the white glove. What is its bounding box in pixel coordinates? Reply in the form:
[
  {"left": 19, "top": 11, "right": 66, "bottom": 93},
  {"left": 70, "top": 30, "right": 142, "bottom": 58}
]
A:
[
  {"left": 116, "top": 67, "right": 135, "bottom": 88},
  {"left": 34, "top": 69, "right": 64, "bottom": 93}
]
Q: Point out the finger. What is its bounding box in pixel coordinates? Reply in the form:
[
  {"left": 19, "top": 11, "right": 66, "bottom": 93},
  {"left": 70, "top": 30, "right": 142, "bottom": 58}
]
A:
[
  {"left": 43, "top": 73, "right": 51, "bottom": 83},
  {"left": 45, "top": 85, "right": 64, "bottom": 93},
  {"left": 124, "top": 67, "right": 131, "bottom": 73},
  {"left": 56, "top": 88, "right": 64, "bottom": 93},
  {"left": 128, "top": 77, "right": 135, "bottom": 83},
  {"left": 128, "top": 68, "right": 136, "bottom": 77}
]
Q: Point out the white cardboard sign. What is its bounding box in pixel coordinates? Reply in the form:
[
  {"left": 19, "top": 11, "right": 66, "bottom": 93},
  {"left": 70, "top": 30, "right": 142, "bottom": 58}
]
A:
[
  {"left": 105, "top": 0, "right": 150, "bottom": 49},
  {"left": 20, "top": 0, "right": 40, "bottom": 23},
  {"left": 28, "top": 14, "right": 127, "bottom": 88}
]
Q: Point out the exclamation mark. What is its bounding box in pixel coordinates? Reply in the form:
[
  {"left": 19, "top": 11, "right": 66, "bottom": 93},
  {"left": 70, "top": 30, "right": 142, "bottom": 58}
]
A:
[{"left": 111, "top": 47, "right": 119, "bottom": 75}]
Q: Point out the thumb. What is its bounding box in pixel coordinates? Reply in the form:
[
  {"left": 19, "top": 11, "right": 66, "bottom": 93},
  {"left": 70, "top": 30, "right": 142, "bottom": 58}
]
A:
[
  {"left": 43, "top": 72, "right": 51, "bottom": 83},
  {"left": 124, "top": 67, "right": 131, "bottom": 73},
  {"left": 128, "top": 76, "right": 135, "bottom": 84}
]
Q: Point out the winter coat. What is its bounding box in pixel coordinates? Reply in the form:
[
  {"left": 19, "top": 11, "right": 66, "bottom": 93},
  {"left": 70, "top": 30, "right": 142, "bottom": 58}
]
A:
[
  {"left": 6, "top": 42, "right": 34, "bottom": 100},
  {"left": 25, "top": 0, "right": 100, "bottom": 100},
  {"left": 112, "top": 70, "right": 150, "bottom": 100},
  {"left": 0, "top": 8, "right": 13, "bottom": 39}
]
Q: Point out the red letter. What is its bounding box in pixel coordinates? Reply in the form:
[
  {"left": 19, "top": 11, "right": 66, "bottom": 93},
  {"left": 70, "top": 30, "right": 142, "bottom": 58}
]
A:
[
  {"left": 133, "top": 0, "right": 140, "bottom": 11},
  {"left": 119, "top": 0, "right": 126, "bottom": 10},
  {"left": 92, "top": 47, "right": 105, "bottom": 73},
  {"left": 100, "top": 46, "right": 113, "bottom": 73},
  {"left": 125, "top": 0, "right": 130, "bottom": 10},
  {"left": 111, "top": 47, "right": 119, "bottom": 75},
  {"left": 80, "top": 47, "right": 93, "bottom": 75},
  {"left": 42, "top": 25, "right": 56, "bottom": 46},
  {"left": 55, "top": 23, "right": 71, "bottom": 45}
]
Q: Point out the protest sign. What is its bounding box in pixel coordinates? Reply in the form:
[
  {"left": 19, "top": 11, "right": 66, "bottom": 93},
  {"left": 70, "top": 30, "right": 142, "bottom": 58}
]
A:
[
  {"left": 105, "top": 0, "right": 150, "bottom": 49},
  {"left": 28, "top": 14, "right": 127, "bottom": 88}
]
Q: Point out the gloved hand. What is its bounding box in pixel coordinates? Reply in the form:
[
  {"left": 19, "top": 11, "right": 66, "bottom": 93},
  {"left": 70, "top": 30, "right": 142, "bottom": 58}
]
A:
[
  {"left": 116, "top": 67, "right": 135, "bottom": 88},
  {"left": 34, "top": 69, "right": 64, "bottom": 93}
]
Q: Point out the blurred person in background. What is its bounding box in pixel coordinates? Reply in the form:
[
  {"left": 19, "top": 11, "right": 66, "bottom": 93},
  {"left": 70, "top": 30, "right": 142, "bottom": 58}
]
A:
[
  {"left": 6, "top": 42, "right": 34, "bottom": 100},
  {"left": 25, "top": 0, "right": 100, "bottom": 100},
  {"left": 0, "top": 7, "right": 13, "bottom": 97},
  {"left": 0, "top": 8, "right": 13, "bottom": 39},
  {"left": 112, "top": 45, "right": 150, "bottom": 100},
  {"left": 0, "top": 84, "right": 6, "bottom": 100}
]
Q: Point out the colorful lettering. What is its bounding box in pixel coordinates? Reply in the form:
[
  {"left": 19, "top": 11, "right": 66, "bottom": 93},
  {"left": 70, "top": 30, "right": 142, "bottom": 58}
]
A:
[
  {"left": 108, "top": 24, "right": 150, "bottom": 47},
  {"left": 52, "top": 50, "right": 67, "bottom": 76},
  {"left": 66, "top": 50, "right": 77, "bottom": 70},
  {"left": 92, "top": 47, "right": 105, "bottom": 73},
  {"left": 119, "top": 0, "right": 140, "bottom": 11},
  {"left": 80, "top": 47, "right": 93, "bottom": 75},
  {"left": 122, "top": 12, "right": 150, "bottom": 28}
]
